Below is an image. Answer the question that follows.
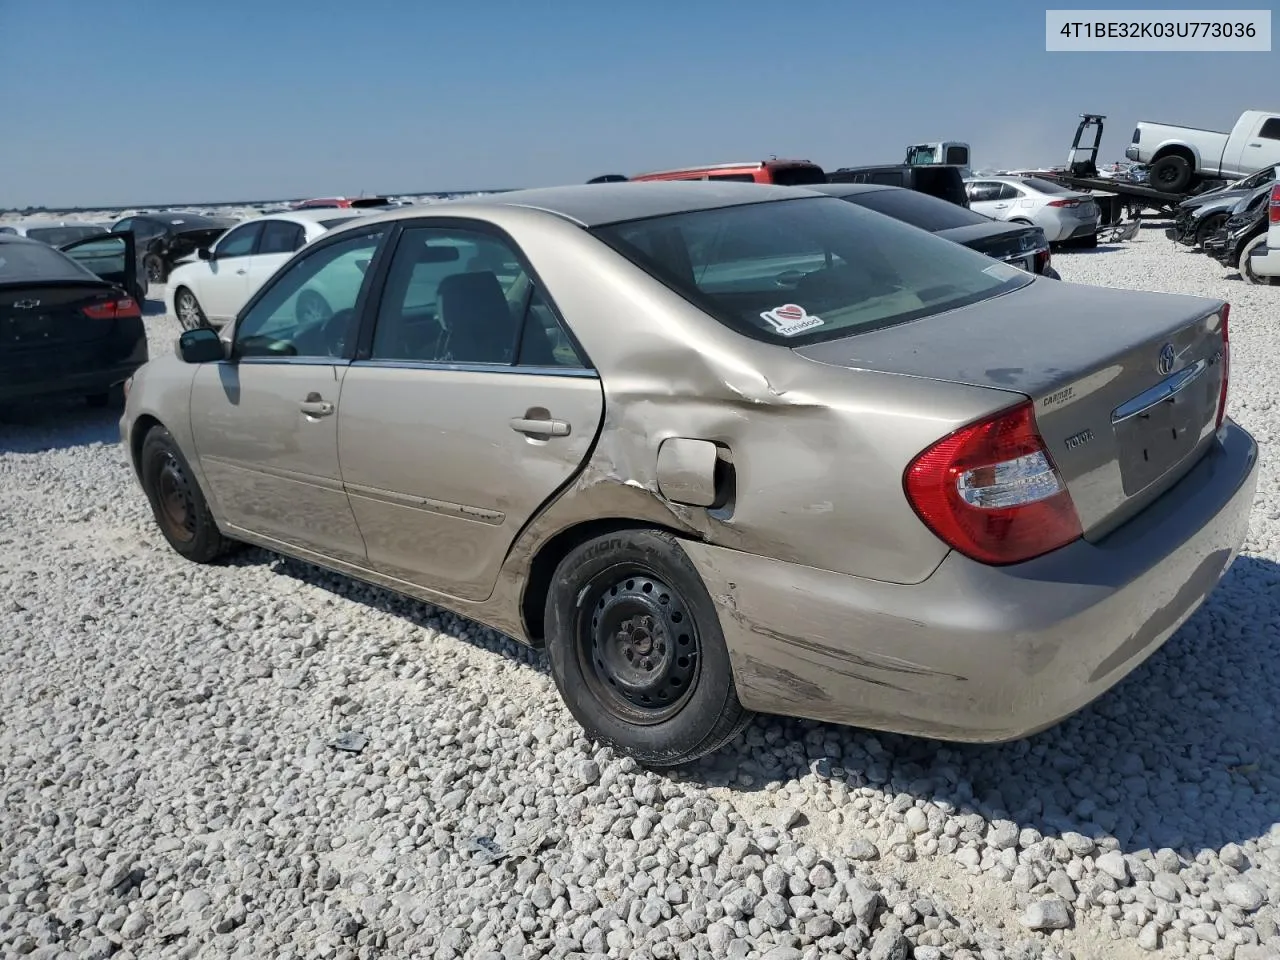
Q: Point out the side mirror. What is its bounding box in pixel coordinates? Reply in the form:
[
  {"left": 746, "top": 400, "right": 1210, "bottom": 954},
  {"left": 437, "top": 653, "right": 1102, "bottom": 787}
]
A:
[
  {"left": 177, "top": 327, "right": 225, "bottom": 363},
  {"left": 198, "top": 247, "right": 213, "bottom": 261}
]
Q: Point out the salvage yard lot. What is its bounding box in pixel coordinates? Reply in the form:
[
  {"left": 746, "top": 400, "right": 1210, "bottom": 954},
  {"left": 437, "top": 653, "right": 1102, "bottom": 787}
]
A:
[{"left": 2, "top": 227, "right": 1279, "bottom": 959}]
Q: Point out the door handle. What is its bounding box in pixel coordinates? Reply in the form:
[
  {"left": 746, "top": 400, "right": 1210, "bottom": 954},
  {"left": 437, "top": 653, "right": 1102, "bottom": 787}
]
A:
[
  {"left": 236, "top": 268, "right": 248, "bottom": 274},
  {"left": 993, "top": 203, "right": 1009, "bottom": 209},
  {"left": 510, "top": 416, "right": 570, "bottom": 437},
  {"left": 300, "top": 399, "right": 334, "bottom": 417},
  {"left": 1247, "top": 142, "right": 1262, "bottom": 147}
]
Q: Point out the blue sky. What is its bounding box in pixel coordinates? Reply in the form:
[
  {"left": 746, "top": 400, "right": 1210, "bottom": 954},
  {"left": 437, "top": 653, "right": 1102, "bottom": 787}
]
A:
[{"left": 2, "top": 0, "right": 1275, "bottom": 207}]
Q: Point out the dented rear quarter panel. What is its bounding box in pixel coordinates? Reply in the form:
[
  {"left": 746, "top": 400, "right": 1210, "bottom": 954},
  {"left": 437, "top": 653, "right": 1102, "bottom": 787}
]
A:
[{"left": 473, "top": 206, "right": 1021, "bottom": 594}]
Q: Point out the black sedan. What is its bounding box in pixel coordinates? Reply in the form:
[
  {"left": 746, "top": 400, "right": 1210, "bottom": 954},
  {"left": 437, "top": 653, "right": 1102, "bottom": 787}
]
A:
[
  {"left": 110, "top": 212, "right": 238, "bottom": 284},
  {"left": 0, "top": 233, "right": 147, "bottom": 408},
  {"left": 808, "top": 183, "right": 1060, "bottom": 279}
]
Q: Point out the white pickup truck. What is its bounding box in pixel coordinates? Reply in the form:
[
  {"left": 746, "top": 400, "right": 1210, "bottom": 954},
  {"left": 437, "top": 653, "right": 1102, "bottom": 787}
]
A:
[{"left": 1125, "top": 109, "right": 1280, "bottom": 193}]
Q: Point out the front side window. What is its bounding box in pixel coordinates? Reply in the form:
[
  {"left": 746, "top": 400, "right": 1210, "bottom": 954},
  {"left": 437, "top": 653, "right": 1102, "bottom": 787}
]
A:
[
  {"left": 593, "top": 196, "right": 1031, "bottom": 347},
  {"left": 234, "top": 229, "right": 384, "bottom": 359},
  {"left": 216, "top": 222, "right": 264, "bottom": 259},
  {"left": 368, "top": 226, "right": 584, "bottom": 367}
]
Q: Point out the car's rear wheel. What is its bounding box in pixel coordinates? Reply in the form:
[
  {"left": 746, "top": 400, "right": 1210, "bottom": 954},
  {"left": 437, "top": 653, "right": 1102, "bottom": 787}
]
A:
[
  {"left": 1150, "top": 155, "right": 1192, "bottom": 193},
  {"left": 1240, "top": 234, "right": 1278, "bottom": 285},
  {"left": 140, "top": 425, "right": 237, "bottom": 563},
  {"left": 544, "top": 529, "right": 752, "bottom": 767},
  {"left": 175, "top": 287, "right": 210, "bottom": 330}
]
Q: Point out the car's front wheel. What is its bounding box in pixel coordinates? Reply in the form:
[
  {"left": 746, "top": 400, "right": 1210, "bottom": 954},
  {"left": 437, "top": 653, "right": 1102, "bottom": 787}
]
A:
[
  {"left": 544, "top": 528, "right": 752, "bottom": 767},
  {"left": 139, "top": 425, "right": 237, "bottom": 563}
]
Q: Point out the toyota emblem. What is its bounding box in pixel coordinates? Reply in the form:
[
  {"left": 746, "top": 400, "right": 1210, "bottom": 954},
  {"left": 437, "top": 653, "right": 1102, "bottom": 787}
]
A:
[{"left": 1157, "top": 343, "right": 1176, "bottom": 376}]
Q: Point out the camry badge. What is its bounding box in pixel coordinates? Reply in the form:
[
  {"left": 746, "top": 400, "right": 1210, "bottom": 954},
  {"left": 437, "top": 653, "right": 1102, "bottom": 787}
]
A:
[
  {"left": 1157, "top": 343, "right": 1176, "bottom": 376},
  {"left": 13, "top": 299, "right": 40, "bottom": 309}
]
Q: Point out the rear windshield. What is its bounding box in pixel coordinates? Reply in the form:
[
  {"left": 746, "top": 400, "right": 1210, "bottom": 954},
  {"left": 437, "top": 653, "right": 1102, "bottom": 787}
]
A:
[
  {"left": 843, "top": 188, "right": 987, "bottom": 231},
  {"left": 592, "top": 196, "right": 1031, "bottom": 347},
  {"left": 320, "top": 217, "right": 358, "bottom": 229},
  {"left": 1019, "top": 176, "right": 1074, "bottom": 194},
  {"left": 25, "top": 225, "right": 107, "bottom": 246},
  {"left": 770, "top": 165, "right": 827, "bottom": 187},
  {"left": 0, "top": 240, "right": 97, "bottom": 282}
]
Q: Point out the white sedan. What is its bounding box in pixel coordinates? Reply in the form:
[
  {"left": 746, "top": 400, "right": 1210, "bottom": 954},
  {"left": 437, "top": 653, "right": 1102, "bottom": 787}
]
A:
[
  {"left": 964, "top": 175, "right": 1100, "bottom": 245},
  {"left": 165, "top": 209, "right": 369, "bottom": 328}
]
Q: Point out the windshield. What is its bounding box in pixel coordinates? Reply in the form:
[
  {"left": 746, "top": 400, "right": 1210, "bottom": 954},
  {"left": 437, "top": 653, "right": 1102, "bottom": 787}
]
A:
[
  {"left": 1239, "top": 166, "right": 1277, "bottom": 190},
  {"left": 25, "top": 225, "right": 107, "bottom": 246},
  {"left": 841, "top": 188, "right": 989, "bottom": 231},
  {"left": 592, "top": 196, "right": 1031, "bottom": 347}
]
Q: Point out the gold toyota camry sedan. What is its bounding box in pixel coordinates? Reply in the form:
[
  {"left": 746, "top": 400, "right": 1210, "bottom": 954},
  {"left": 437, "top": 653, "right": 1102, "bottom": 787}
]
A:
[{"left": 121, "top": 182, "right": 1257, "bottom": 766}]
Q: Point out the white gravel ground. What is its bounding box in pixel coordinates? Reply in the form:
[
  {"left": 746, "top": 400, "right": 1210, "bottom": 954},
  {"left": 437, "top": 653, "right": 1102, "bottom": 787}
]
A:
[{"left": 3, "top": 224, "right": 1280, "bottom": 960}]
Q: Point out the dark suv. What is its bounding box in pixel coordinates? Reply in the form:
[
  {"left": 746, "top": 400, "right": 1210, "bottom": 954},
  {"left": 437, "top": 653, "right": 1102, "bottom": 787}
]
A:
[{"left": 825, "top": 164, "right": 969, "bottom": 207}]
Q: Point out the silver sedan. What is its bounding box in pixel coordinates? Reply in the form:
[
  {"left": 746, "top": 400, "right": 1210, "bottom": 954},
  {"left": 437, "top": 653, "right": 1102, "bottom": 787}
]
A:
[
  {"left": 120, "top": 182, "right": 1254, "bottom": 766},
  {"left": 965, "top": 175, "right": 1101, "bottom": 244}
]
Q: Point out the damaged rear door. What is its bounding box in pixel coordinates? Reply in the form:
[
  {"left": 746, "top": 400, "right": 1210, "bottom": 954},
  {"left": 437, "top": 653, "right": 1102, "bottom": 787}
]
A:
[{"left": 337, "top": 222, "right": 603, "bottom": 602}]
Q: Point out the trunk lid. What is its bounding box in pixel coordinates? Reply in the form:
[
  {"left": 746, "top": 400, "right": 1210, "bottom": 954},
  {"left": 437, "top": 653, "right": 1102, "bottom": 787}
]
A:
[
  {"left": 794, "top": 279, "right": 1228, "bottom": 540},
  {"left": 0, "top": 282, "right": 120, "bottom": 350},
  {"left": 938, "top": 222, "right": 1046, "bottom": 270}
]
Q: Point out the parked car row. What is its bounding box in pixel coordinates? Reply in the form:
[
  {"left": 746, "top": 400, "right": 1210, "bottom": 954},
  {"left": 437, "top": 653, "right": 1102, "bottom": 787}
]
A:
[
  {"left": 116, "top": 180, "right": 1254, "bottom": 767},
  {"left": 1169, "top": 165, "right": 1280, "bottom": 285}
]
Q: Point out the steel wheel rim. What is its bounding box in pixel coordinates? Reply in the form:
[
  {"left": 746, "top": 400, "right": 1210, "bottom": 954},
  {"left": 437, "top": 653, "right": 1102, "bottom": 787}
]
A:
[
  {"left": 577, "top": 565, "right": 702, "bottom": 725},
  {"left": 147, "top": 257, "right": 164, "bottom": 281},
  {"left": 177, "top": 292, "right": 200, "bottom": 329},
  {"left": 156, "top": 453, "right": 196, "bottom": 543}
]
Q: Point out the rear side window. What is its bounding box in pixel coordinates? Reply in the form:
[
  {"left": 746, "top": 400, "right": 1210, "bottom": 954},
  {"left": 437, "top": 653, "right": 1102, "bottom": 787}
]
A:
[
  {"left": 593, "top": 196, "right": 1031, "bottom": 347},
  {"left": 843, "top": 188, "right": 990, "bottom": 231},
  {"left": 914, "top": 168, "right": 968, "bottom": 204},
  {"left": 0, "top": 241, "right": 97, "bottom": 282},
  {"left": 867, "top": 171, "right": 905, "bottom": 186},
  {"left": 1259, "top": 118, "right": 1280, "bottom": 140},
  {"left": 1019, "top": 176, "right": 1073, "bottom": 195},
  {"left": 707, "top": 173, "right": 757, "bottom": 182},
  {"left": 944, "top": 145, "right": 969, "bottom": 165},
  {"left": 259, "top": 220, "right": 306, "bottom": 254},
  {"left": 770, "top": 166, "right": 827, "bottom": 187}
]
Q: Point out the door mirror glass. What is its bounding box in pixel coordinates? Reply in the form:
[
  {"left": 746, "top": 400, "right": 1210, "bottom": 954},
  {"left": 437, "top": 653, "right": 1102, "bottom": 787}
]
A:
[
  {"left": 198, "top": 247, "right": 213, "bottom": 260},
  {"left": 178, "top": 327, "right": 225, "bottom": 363}
]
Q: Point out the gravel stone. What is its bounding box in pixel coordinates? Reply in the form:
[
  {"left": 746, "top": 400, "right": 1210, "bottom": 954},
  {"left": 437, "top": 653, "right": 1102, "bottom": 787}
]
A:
[
  {"left": 1224, "top": 881, "right": 1265, "bottom": 912},
  {"left": 1021, "top": 898, "right": 1072, "bottom": 931}
]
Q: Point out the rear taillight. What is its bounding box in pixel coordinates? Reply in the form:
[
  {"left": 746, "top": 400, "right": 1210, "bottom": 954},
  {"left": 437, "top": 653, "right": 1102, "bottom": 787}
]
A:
[
  {"left": 1034, "top": 248, "right": 1051, "bottom": 273},
  {"left": 1269, "top": 183, "right": 1280, "bottom": 224},
  {"left": 1216, "top": 304, "right": 1230, "bottom": 431},
  {"left": 82, "top": 296, "right": 141, "bottom": 320},
  {"left": 904, "top": 401, "right": 1083, "bottom": 566},
  {"left": 1047, "top": 199, "right": 1080, "bottom": 208}
]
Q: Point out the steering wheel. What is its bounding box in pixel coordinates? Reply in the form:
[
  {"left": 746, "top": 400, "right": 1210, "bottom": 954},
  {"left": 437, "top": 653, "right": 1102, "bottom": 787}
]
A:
[{"left": 321, "top": 308, "right": 356, "bottom": 356}]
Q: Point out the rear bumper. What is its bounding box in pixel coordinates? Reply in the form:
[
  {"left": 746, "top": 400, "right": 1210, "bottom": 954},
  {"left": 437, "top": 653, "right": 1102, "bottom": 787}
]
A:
[
  {"left": 0, "top": 361, "right": 144, "bottom": 403},
  {"left": 1249, "top": 242, "right": 1280, "bottom": 278},
  {"left": 683, "top": 420, "right": 1258, "bottom": 742}
]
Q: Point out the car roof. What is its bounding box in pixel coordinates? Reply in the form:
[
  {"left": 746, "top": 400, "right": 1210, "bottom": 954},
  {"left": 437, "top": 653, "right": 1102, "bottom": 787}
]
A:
[
  {"left": 326, "top": 181, "right": 826, "bottom": 231},
  {"left": 242, "top": 209, "right": 369, "bottom": 227}
]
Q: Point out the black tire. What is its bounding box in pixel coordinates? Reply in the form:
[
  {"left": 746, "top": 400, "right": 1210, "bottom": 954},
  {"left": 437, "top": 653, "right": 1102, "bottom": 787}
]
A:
[
  {"left": 174, "top": 286, "right": 210, "bottom": 330},
  {"left": 139, "top": 425, "right": 237, "bottom": 563},
  {"left": 1072, "top": 232, "right": 1099, "bottom": 249},
  {"left": 144, "top": 254, "right": 166, "bottom": 284},
  {"left": 1239, "top": 234, "right": 1278, "bottom": 286},
  {"left": 85, "top": 383, "right": 125, "bottom": 409},
  {"left": 1150, "top": 155, "right": 1193, "bottom": 194},
  {"left": 1194, "top": 213, "right": 1228, "bottom": 248},
  {"left": 544, "top": 529, "right": 752, "bottom": 767}
]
